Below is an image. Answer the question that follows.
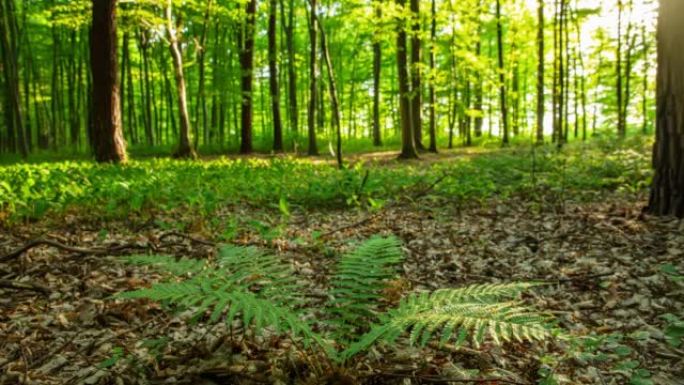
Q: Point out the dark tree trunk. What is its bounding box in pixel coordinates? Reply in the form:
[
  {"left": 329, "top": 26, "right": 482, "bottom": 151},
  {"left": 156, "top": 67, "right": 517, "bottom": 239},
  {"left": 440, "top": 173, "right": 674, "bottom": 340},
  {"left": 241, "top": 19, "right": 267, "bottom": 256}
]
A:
[
  {"left": 372, "top": 0, "right": 382, "bottom": 147},
  {"left": 268, "top": 0, "right": 283, "bottom": 152},
  {"left": 496, "top": 0, "right": 509, "bottom": 145},
  {"left": 397, "top": 0, "right": 418, "bottom": 159},
  {"left": 409, "top": 0, "right": 423, "bottom": 150},
  {"left": 280, "top": 0, "right": 297, "bottom": 140},
  {"left": 0, "top": 0, "right": 27, "bottom": 157},
  {"left": 427, "top": 0, "right": 437, "bottom": 153},
  {"left": 307, "top": 0, "right": 318, "bottom": 155},
  {"left": 536, "top": 0, "right": 545, "bottom": 144},
  {"left": 239, "top": 0, "right": 256, "bottom": 154},
  {"left": 90, "top": 0, "right": 126, "bottom": 163},
  {"left": 616, "top": 0, "right": 625, "bottom": 137},
  {"left": 648, "top": 0, "right": 684, "bottom": 218}
]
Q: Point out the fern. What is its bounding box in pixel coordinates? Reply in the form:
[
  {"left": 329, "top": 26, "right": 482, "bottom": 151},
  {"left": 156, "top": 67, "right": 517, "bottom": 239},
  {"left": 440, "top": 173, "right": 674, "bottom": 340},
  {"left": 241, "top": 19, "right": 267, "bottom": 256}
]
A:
[
  {"left": 116, "top": 246, "right": 313, "bottom": 341},
  {"left": 116, "top": 238, "right": 558, "bottom": 368},
  {"left": 326, "top": 236, "right": 404, "bottom": 339},
  {"left": 341, "top": 284, "right": 553, "bottom": 360}
]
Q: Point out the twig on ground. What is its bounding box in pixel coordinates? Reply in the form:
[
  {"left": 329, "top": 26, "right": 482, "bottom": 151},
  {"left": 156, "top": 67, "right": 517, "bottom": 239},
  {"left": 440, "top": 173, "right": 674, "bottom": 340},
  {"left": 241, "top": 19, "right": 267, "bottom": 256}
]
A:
[
  {"left": 0, "top": 278, "right": 50, "bottom": 294},
  {"left": 0, "top": 238, "right": 149, "bottom": 263}
]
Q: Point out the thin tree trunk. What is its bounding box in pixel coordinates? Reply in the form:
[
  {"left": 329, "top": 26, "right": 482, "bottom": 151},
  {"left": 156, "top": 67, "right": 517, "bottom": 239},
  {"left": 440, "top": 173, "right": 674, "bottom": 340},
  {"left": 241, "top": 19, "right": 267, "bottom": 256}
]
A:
[
  {"left": 496, "top": 0, "right": 509, "bottom": 145},
  {"left": 269, "top": 0, "right": 284, "bottom": 152},
  {"left": 166, "top": 0, "right": 196, "bottom": 159},
  {"left": 410, "top": 0, "right": 424, "bottom": 150},
  {"left": 372, "top": 0, "right": 382, "bottom": 147},
  {"left": 536, "top": 0, "right": 545, "bottom": 144},
  {"left": 427, "top": 0, "right": 437, "bottom": 152},
  {"left": 307, "top": 0, "right": 318, "bottom": 155}
]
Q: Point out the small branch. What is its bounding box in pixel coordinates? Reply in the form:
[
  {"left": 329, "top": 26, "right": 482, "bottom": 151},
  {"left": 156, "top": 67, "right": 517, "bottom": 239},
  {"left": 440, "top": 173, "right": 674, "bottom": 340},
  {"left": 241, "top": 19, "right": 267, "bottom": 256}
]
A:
[
  {"left": 0, "top": 238, "right": 148, "bottom": 263},
  {"left": 0, "top": 279, "right": 50, "bottom": 294},
  {"left": 158, "top": 231, "right": 216, "bottom": 247},
  {"left": 0, "top": 238, "right": 108, "bottom": 263},
  {"left": 375, "top": 371, "right": 530, "bottom": 385}
]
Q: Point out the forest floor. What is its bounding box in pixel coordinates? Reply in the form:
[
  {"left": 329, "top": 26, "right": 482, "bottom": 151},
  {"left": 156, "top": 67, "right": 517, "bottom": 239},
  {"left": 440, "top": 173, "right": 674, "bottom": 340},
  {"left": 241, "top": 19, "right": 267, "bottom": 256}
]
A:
[{"left": 1, "top": 138, "right": 683, "bottom": 385}]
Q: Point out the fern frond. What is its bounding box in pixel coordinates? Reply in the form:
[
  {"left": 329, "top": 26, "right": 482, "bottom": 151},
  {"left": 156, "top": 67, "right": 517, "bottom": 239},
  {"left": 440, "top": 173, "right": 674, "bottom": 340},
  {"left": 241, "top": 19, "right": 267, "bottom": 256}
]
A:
[
  {"left": 217, "top": 245, "right": 304, "bottom": 306},
  {"left": 326, "top": 236, "right": 404, "bottom": 339},
  {"left": 341, "top": 284, "right": 552, "bottom": 361}
]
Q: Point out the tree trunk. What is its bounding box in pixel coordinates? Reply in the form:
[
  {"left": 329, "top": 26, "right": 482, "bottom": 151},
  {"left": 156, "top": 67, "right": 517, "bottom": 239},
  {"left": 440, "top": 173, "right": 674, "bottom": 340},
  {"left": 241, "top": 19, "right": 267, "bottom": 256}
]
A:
[
  {"left": 372, "top": 0, "right": 382, "bottom": 147},
  {"left": 268, "top": 0, "right": 284, "bottom": 152},
  {"left": 0, "top": 0, "right": 27, "bottom": 157},
  {"left": 496, "top": 0, "right": 509, "bottom": 146},
  {"left": 616, "top": 0, "right": 625, "bottom": 137},
  {"left": 427, "top": 0, "right": 437, "bottom": 152},
  {"left": 648, "top": 0, "right": 684, "bottom": 217},
  {"left": 239, "top": 0, "right": 257, "bottom": 154},
  {"left": 536, "top": 0, "right": 545, "bottom": 144},
  {"left": 307, "top": 0, "right": 319, "bottom": 155},
  {"left": 397, "top": 0, "right": 418, "bottom": 159},
  {"left": 316, "top": 14, "right": 343, "bottom": 168},
  {"left": 166, "top": 0, "right": 196, "bottom": 159},
  {"left": 90, "top": 0, "right": 126, "bottom": 163},
  {"left": 410, "top": 0, "right": 423, "bottom": 150}
]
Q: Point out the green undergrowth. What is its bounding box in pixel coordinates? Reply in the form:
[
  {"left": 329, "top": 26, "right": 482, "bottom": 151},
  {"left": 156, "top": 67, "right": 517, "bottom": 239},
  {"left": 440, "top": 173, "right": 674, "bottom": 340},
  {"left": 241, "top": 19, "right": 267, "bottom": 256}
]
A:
[{"left": 0, "top": 136, "right": 652, "bottom": 225}]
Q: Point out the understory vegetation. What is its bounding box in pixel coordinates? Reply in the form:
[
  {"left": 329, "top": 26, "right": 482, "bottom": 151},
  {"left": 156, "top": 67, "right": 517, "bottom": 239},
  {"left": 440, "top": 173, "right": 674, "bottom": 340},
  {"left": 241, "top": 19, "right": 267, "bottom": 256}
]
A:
[
  {"left": 1, "top": 136, "right": 682, "bottom": 385},
  {"left": 0, "top": 136, "right": 651, "bottom": 226}
]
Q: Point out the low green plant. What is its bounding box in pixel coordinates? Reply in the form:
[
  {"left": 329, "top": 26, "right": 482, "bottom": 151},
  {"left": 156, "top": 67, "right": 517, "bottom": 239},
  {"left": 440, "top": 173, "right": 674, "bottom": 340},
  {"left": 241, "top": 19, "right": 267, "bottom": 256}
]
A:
[{"left": 115, "top": 236, "right": 556, "bottom": 376}]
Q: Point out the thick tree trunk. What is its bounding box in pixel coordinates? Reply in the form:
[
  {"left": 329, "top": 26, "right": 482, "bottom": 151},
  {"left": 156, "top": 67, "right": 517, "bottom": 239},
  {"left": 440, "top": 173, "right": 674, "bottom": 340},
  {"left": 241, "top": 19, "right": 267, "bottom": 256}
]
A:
[
  {"left": 268, "top": 0, "right": 283, "bottom": 152},
  {"left": 0, "top": 0, "right": 27, "bottom": 157},
  {"left": 90, "top": 0, "right": 126, "bottom": 163},
  {"left": 397, "top": 0, "right": 418, "bottom": 159},
  {"left": 648, "top": 0, "right": 684, "bottom": 218},
  {"left": 239, "top": 0, "right": 257, "bottom": 154}
]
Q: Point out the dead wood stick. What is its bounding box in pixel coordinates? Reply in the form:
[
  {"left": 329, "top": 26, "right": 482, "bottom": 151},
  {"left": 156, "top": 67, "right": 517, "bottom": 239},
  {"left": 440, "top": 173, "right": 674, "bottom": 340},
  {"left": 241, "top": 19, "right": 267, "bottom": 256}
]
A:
[
  {"left": 375, "top": 371, "right": 529, "bottom": 385},
  {"left": 0, "top": 279, "right": 50, "bottom": 294},
  {"left": 0, "top": 238, "right": 147, "bottom": 263},
  {"left": 158, "top": 231, "right": 216, "bottom": 246}
]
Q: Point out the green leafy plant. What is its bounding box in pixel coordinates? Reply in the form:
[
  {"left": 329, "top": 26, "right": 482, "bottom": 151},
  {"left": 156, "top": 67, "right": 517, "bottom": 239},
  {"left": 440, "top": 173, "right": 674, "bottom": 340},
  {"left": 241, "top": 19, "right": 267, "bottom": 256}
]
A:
[{"left": 115, "top": 236, "right": 557, "bottom": 373}]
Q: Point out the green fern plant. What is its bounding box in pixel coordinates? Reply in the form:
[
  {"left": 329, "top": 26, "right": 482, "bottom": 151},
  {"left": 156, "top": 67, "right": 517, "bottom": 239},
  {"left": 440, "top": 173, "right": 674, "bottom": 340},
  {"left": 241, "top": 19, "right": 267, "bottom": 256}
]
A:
[
  {"left": 117, "top": 246, "right": 314, "bottom": 342},
  {"left": 115, "top": 237, "right": 557, "bottom": 369},
  {"left": 326, "top": 236, "right": 404, "bottom": 340}
]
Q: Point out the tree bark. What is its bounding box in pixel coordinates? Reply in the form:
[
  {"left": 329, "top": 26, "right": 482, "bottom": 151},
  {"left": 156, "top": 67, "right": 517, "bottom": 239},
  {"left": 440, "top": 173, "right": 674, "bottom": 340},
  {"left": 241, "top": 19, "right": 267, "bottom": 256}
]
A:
[
  {"left": 372, "top": 0, "right": 382, "bottom": 147},
  {"left": 239, "top": 0, "right": 257, "bottom": 154},
  {"left": 536, "top": 0, "right": 545, "bottom": 144},
  {"left": 307, "top": 0, "right": 318, "bottom": 155},
  {"left": 90, "top": 0, "right": 126, "bottom": 163},
  {"left": 268, "top": 0, "right": 284, "bottom": 152},
  {"left": 397, "top": 0, "right": 418, "bottom": 159},
  {"left": 409, "top": 0, "right": 423, "bottom": 150},
  {"left": 427, "top": 0, "right": 437, "bottom": 152},
  {"left": 166, "top": 0, "right": 196, "bottom": 159},
  {"left": 496, "top": 0, "right": 509, "bottom": 146},
  {"left": 648, "top": 0, "right": 684, "bottom": 218}
]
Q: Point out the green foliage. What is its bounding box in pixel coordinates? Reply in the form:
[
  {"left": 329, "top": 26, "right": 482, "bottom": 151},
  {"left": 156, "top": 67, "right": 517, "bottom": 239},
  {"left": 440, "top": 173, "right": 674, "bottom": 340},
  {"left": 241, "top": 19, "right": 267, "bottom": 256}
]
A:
[
  {"left": 326, "top": 236, "right": 404, "bottom": 339},
  {"left": 0, "top": 138, "right": 653, "bottom": 225},
  {"left": 117, "top": 246, "right": 313, "bottom": 340},
  {"left": 341, "top": 282, "right": 551, "bottom": 360},
  {"left": 116, "top": 237, "right": 555, "bottom": 366}
]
